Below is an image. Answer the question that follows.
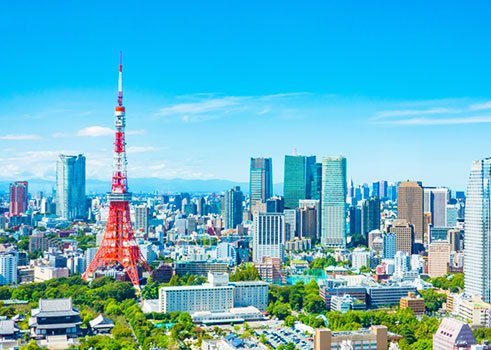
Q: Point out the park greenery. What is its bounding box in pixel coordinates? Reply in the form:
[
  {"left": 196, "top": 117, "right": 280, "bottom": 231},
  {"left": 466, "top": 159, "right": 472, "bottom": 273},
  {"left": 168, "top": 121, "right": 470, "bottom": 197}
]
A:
[
  {"left": 428, "top": 273, "right": 464, "bottom": 293},
  {"left": 1, "top": 276, "right": 198, "bottom": 350},
  {"left": 230, "top": 264, "right": 261, "bottom": 282}
]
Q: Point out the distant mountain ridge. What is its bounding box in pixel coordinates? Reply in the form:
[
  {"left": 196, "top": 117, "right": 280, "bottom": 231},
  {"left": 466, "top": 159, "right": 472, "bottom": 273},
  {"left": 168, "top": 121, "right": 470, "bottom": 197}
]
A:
[{"left": 0, "top": 178, "right": 284, "bottom": 195}]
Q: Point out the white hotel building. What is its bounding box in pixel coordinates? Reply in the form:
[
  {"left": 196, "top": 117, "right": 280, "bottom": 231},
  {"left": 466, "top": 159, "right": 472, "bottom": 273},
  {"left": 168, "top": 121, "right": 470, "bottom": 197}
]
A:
[{"left": 159, "top": 272, "right": 268, "bottom": 316}]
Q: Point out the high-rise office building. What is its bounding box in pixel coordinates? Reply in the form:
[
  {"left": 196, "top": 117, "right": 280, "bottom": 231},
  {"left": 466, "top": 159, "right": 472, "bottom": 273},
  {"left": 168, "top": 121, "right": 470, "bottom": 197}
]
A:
[
  {"left": 312, "top": 163, "right": 323, "bottom": 201},
  {"left": 0, "top": 254, "right": 17, "bottom": 285},
  {"left": 56, "top": 154, "right": 86, "bottom": 220},
  {"left": 349, "top": 206, "right": 362, "bottom": 235},
  {"left": 298, "top": 199, "right": 320, "bottom": 240},
  {"left": 9, "top": 181, "right": 28, "bottom": 216},
  {"left": 378, "top": 181, "right": 388, "bottom": 200},
  {"left": 383, "top": 233, "right": 397, "bottom": 259},
  {"left": 465, "top": 158, "right": 491, "bottom": 302},
  {"left": 135, "top": 204, "right": 149, "bottom": 234},
  {"left": 283, "top": 209, "right": 297, "bottom": 241},
  {"left": 388, "top": 219, "right": 414, "bottom": 255},
  {"left": 223, "top": 186, "right": 244, "bottom": 229},
  {"left": 250, "top": 158, "right": 273, "bottom": 208},
  {"left": 266, "top": 196, "right": 284, "bottom": 213},
  {"left": 252, "top": 212, "right": 285, "bottom": 262},
  {"left": 283, "top": 155, "right": 316, "bottom": 209},
  {"left": 361, "top": 197, "right": 380, "bottom": 237},
  {"left": 398, "top": 181, "right": 423, "bottom": 243},
  {"left": 424, "top": 187, "right": 449, "bottom": 228},
  {"left": 321, "top": 156, "right": 347, "bottom": 247},
  {"left": 371, "top": 182, "right": 379, "bottom": 198}
]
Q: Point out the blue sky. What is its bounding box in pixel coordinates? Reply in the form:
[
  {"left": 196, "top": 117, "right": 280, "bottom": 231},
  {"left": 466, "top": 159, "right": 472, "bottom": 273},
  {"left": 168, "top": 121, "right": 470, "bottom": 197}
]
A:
[{"left": 1, "top": 1, "right": 491, "bottom": 191}]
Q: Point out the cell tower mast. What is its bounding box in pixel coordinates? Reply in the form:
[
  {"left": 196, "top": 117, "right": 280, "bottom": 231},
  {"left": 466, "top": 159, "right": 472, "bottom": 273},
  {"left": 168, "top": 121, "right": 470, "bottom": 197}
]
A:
[{"left": 82, "top": 54, "right": 151, "bottom": 288}]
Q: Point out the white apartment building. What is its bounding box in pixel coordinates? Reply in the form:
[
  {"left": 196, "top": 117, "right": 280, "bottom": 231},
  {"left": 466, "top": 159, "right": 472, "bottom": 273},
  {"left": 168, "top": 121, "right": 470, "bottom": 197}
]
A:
[{"left": 0, "top": 254, "right": 17, "bottom": 285}]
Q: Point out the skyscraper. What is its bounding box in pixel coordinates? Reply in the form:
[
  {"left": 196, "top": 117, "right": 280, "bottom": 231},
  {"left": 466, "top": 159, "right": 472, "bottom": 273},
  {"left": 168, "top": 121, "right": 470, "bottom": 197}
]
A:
[
  {"left": 361, "top": 197, "right": 381, "bottom": 237},
  {"left": 252, "top": 212, "right": 285, "bottom": 262},
  {"left": 423, "top": 187, "right": 449, "bottom": 228},
  {"left": 321, "top": 156, "right": 347, "bottom": 247},
  {"left": 250, "top": 158, "right": 273, "bottom": 208},
  {"left": 9, "top": 181, "right": 28, "bottom": 216},
  {"left": 464, "top": 158, "right": 491, "bottom": 302},
  {"left": 223, "top": 186, "right": 244, "bottom": 229},
  {"left": 398, "top": 181, "right": 423, "bottom": 244},
  {"left": 311, "top": 163, "right": 323, "bottom": 201},
  {"left": 299, "top": 199, "right": 320, "bottom": 241},
  {"left": 283, "top": 155, "right": 316, "bottom": 209},
  {"left": 349, "top": 206, "right": 361, "bottom": 235},
  {"left": 56, "top": 154, "right": 86, "bottom": 220}
]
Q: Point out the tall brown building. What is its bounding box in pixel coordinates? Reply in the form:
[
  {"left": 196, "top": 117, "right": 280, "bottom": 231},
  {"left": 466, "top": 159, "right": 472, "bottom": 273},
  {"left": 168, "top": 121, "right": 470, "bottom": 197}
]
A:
[
  {"left": 388, "top": 219, "right": 414, "bottom": 255},
  {"left": 398, "top": 181, "right": 423, "bottom": 244}
]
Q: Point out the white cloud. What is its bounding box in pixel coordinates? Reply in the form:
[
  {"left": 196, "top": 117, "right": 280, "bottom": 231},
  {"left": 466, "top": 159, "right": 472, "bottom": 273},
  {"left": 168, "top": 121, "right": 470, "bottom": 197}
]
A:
[
  {"left": 0, "top": 134, "right": 40, "bottom": 140},
  {"left": 77, "top": 126, "right": 113, "bottom": 137},
  {"left": 127, "top": 146, "right": 157, "bottom": 153},
  {"left": 469, "top": 101, "right": 491, "bottom": 111},
  {"left": 157, "top": 97, "right": 244, "bottom": 117},
  {"left": 375, "top": 108, "right": 458, "bottom": 119},
  {"left": 377, "top": 116, "right": 491, "bottom": 126}
]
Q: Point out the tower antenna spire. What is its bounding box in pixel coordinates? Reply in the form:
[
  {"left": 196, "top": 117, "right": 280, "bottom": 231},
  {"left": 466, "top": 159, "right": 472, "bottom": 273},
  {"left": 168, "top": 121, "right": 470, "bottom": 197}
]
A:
[{"left": 118, "top": 52, "right": 123, "bottom": 107}]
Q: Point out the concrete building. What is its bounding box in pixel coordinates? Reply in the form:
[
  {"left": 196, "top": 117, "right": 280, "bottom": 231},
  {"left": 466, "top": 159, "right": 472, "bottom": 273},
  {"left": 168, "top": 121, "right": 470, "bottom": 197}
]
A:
[
  {"left": 459, "top": 298, "right": 491, "bottom": 328},
  {"left": 428, "top": 241, "right": 450, "bottom": 278},
  {"left": 321, "top": 156, "right": 347, "bottom": 247},
  {"left": 299, "top": 199, "right": 320, "bottom": 241},
  {"left": 399, "top": 292, "right": 425, "bottom": 316},
  {"left": 159, "top": 272, "right": 269, "bottom": 314},
  {"left": 388, "top": 219, "right": 414, "bottom": 255},
  {"left": 9, "top": 181, "right": 28, "bottom": 216},
  {"left": 433, "top": 318, "right": 477, "bottom": 350},
  {"left": 230, "top": 281, "right": 269, "bottom": 312},
  {"left": 34, "top": 266, "right": 69, "bottom": 282},
  {"left": 252, "top": 212, "right": 285, "bottom": 263},
  {"left": 367, "top": 284, "right": 417, "bottom": 308},
  {"left": 314, "top": 326, "right": 388, "bottom": 350},
  {"left": 135, "top": 204, "right": 149, "bottom": 234},
  {"left": 254, "top": 257, "right": 286, "bottom": 284},
  {"left": 397, "top": 181, "right": 423, "bottom": 243}
]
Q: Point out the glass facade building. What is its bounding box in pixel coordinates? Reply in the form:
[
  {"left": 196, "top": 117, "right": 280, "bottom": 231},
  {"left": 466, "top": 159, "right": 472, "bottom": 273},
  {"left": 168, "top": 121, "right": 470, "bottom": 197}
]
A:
[
  {"left": 56, "top": 154, "right": 86, "bottom": 220},
  {"left": 464, "top": 158, "right": 491, "bottom": 302},
  {"left": 283, "top": 155, "right": 316, "bottom": 209},
  {"left": 321, "top": 156, "right": 347, "bottom": 247},
  {"left": 223, "top": 186, "right": 244, "bottom": 229},
  {"left": 252, "top": 212, "right": 285, "bottom": 263},
  {"left": 250, "top": 158, "right": 273, "bottom": 208}
]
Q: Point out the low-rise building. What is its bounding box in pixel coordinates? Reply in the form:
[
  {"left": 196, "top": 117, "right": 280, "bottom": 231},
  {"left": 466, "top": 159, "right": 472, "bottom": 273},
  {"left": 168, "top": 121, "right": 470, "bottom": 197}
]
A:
[
  {"left": 34, "top": 266, "right": 69, "bottom": 282},
  {"left": 230, "top": 281, "right": 269, "bottom": 312},
  {"left": 174, "top": 261, "right": 227, "bottom": 277},
  {"left": 254, "top": 257, "right": 286, "bottom": 284},
  {"left": 29, "top": 298, "right": 82, "bottom": 340},
  {"left": 314, "top": 325, "right": 389, "bottom": 350},
  {"left": 433, "top": 318, "right": 477, "bottom": 350},
  {"left": 399, "top": 292, "right": 425, "bottom": 316},
  {"left": 459, "top": 298, "right": 491, "bottom": 328}
]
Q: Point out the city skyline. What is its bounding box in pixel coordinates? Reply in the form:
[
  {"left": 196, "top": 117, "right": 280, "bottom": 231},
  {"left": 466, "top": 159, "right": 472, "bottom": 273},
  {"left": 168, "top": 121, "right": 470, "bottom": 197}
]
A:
[{"left": 3, "top": 2, "right": 491, "bottom": 190}]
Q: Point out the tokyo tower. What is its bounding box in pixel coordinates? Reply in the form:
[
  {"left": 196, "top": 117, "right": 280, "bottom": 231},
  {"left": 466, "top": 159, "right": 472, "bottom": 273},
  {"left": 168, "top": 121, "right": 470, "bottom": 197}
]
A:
[{"left": 82, "top": 55, "right": 151, "bottom": 288}]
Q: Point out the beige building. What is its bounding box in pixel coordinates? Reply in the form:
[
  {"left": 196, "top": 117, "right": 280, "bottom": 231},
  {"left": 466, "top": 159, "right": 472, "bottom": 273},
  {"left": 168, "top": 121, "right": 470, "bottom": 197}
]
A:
[
  {"left": 447, "top": 229, "right": 461, "bottom": 252},
  {"left": 459, "top": 298, "right": 491, "bottom": 328},
  {"left": 388, "top": 219, "right": 414, "bottom": 255},
  {"left": 397, "top": 181, "right": 423, "bottom": 243},
  {"left": 428, "top": 241, "right": 450, "bottom": 278},
  {"left": 400, "top": 292, "right": 425, "bottom": 316},
  {"left": 34, "top": 266, "right": 69, "bottom": 282},
  {"left": 314, "top": 326, "right": 388, "bottom": 350}
]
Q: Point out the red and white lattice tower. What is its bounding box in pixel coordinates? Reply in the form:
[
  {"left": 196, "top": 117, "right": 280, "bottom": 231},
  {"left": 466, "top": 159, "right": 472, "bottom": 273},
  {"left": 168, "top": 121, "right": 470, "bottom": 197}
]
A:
[{"left": 82, "top": 54, "right": 151, "bottom": 288}]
